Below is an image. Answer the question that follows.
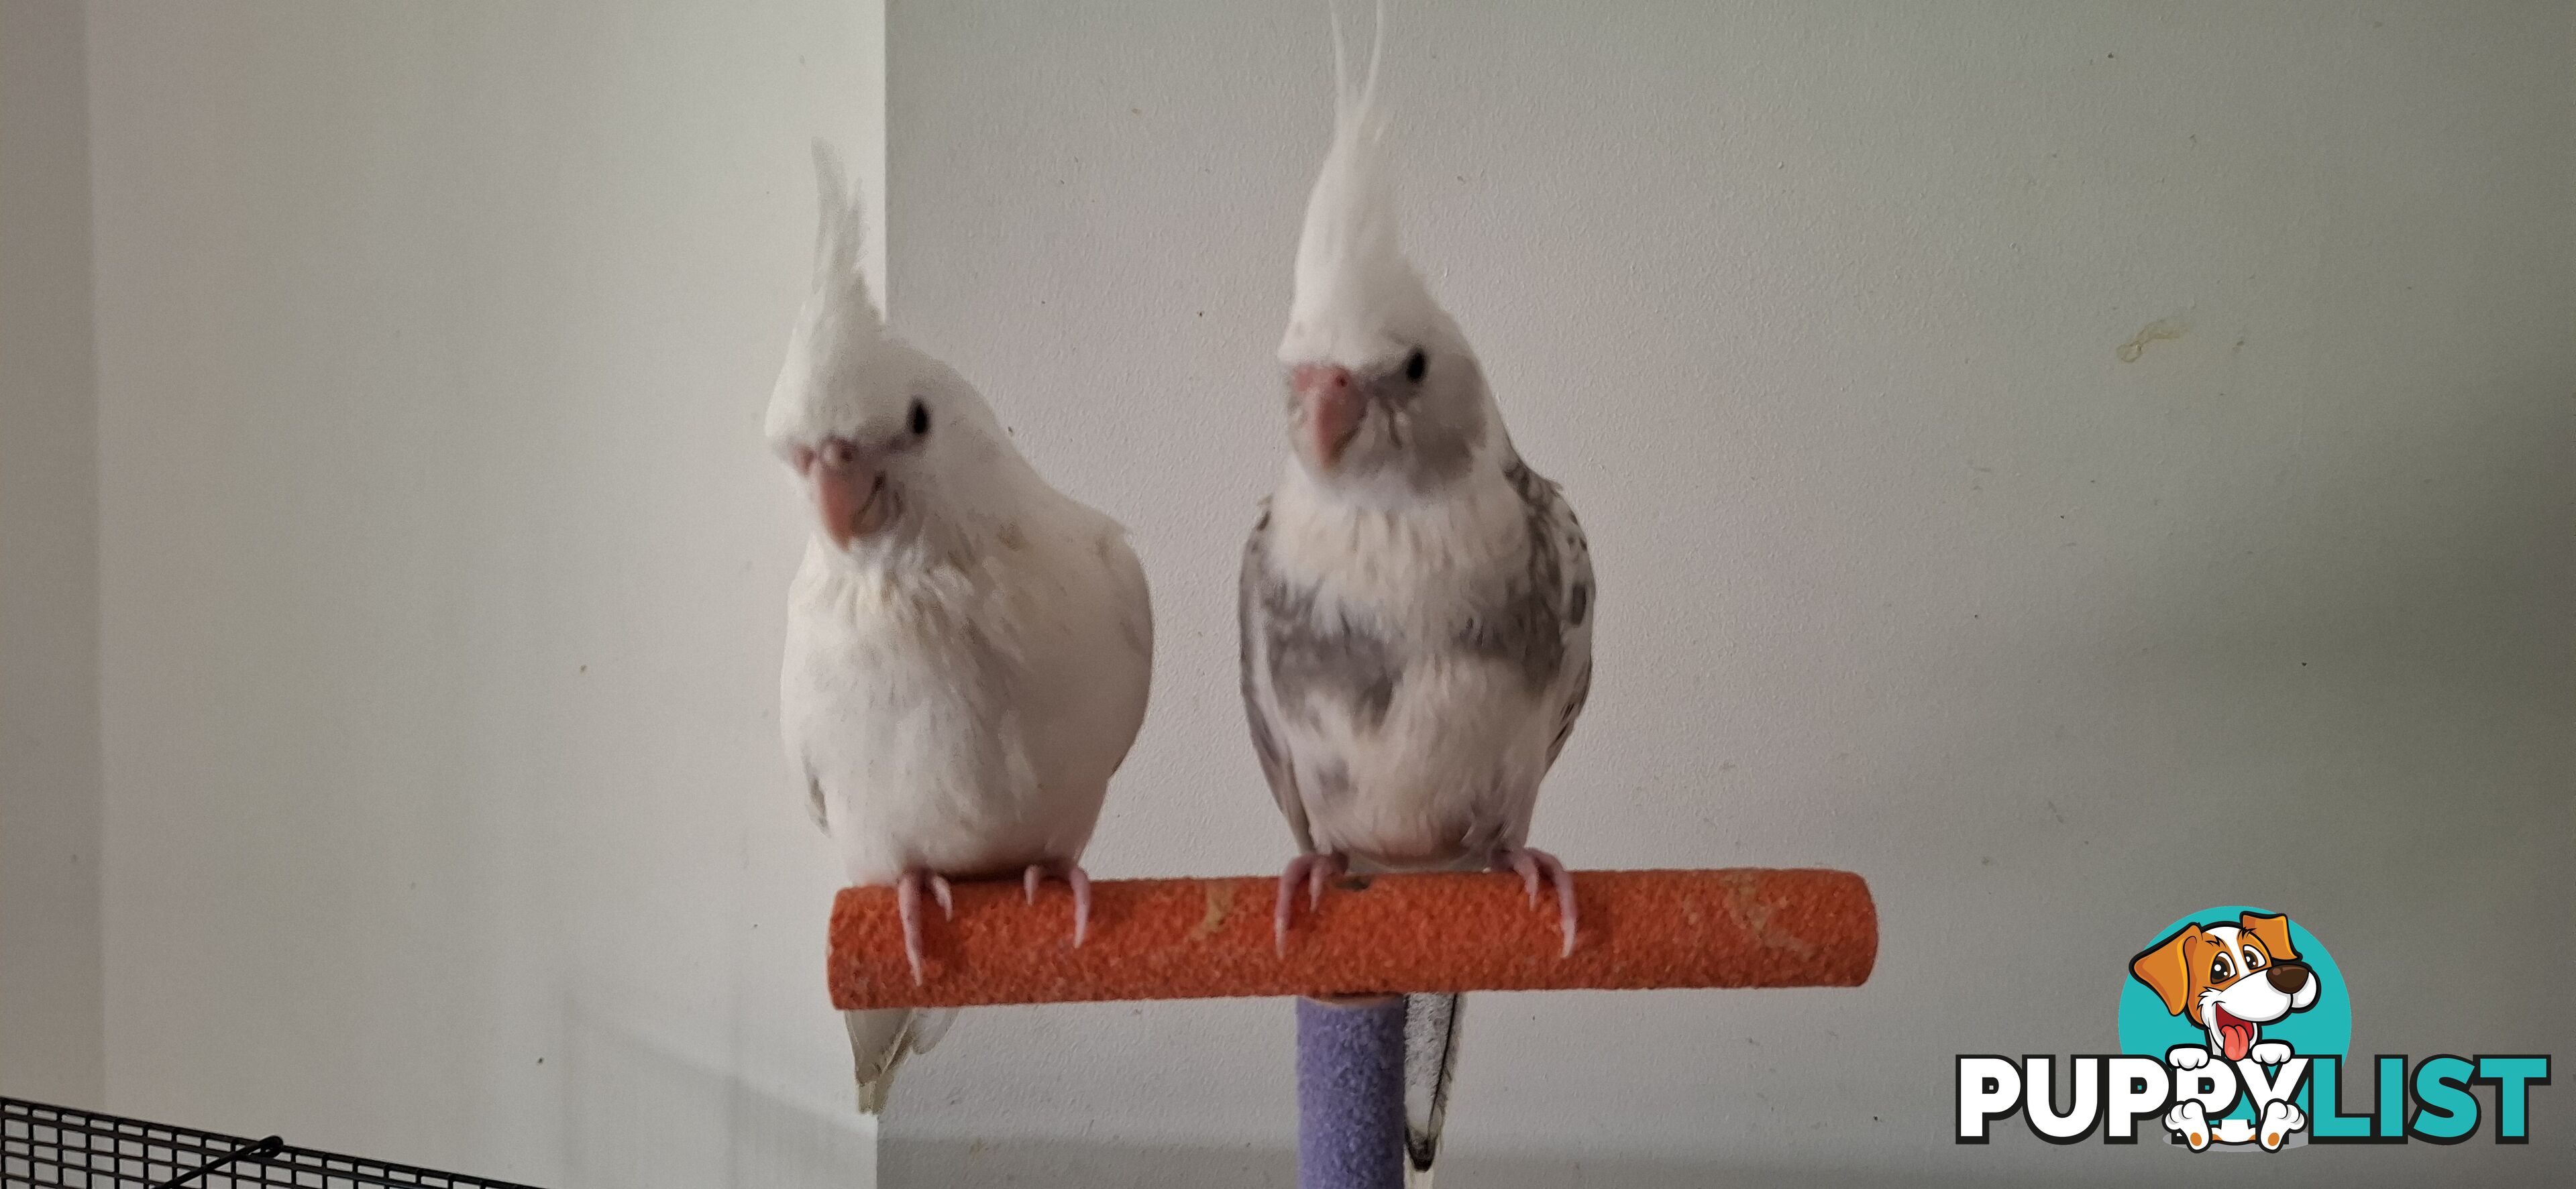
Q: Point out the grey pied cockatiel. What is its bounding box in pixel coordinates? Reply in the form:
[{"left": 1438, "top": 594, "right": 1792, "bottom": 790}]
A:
[
  {"left": 770, "top": 144, "right": 1155, "bottom": 1113},
  {"left": 1238, "top": 9, "right": 1594, "bottom": 1184}
]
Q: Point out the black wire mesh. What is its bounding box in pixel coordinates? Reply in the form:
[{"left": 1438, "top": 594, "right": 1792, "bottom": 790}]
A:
[{"left": 3, "top": 1099, "right": 545, "bottom": 1189}]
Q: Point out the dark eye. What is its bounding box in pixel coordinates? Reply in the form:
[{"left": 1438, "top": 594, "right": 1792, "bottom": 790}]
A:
[
  {"left": 1403, "top": 348, "right": 1428, "bottom": 382},
  {"left": 2242, "top": 949, "right": 2263, "bottom": 970},
  {"left": 908, "top": 398, "right": 931, "bottom": 437},
  {"left": 2210, "top": 955, "right": 2233, "bottom": 981}
]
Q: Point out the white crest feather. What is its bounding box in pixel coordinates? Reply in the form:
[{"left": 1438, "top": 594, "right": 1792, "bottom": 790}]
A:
[
  {"left": 765, "top": 140, "right": 890, "bottom": 451},
  {"left": 1283, "top": 0, "right": 1435, "bottom": 367},
  {"left": 808, "top": 139, "right": 881, "bottom": 324}
]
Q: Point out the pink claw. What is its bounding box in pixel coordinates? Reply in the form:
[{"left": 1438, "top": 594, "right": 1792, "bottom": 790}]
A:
[
  {"left": 1022, "top": 862, "right": 1094, "bottom": 948},
  {"left": 895, "top": 870, "right": 959, "bottom": 985},
  {"left": 896, "top": 872, "right": 928, "bottom": 984},
  {"left": 1275, "top": 852, "right": 1346, "bottom": 955},
  {"left": 1497, "top": 847, "right": 1579, "bottom": 958},
  {"left": 1066, "top": 865, "right": 1092, "bottom": 948}
]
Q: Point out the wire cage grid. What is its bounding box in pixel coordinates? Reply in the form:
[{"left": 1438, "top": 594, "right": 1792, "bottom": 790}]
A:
[{"left": 3, "top": 1098, "right": 543, "bottom": 1189}]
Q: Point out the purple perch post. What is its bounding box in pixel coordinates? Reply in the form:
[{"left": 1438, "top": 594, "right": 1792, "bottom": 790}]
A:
[{"left": 1295, "top": 996, "right": 1407, "bottom": 1189}]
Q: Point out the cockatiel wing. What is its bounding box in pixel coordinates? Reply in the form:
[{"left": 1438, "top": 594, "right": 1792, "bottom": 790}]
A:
[
  {"left": 1520, "top": 458, "right": 1595, "bottom": 773},
  {"left": 1238, "top": 499, "right": 1317, "bottom": 856},
  {"left": 1095, "top": 524, "right": 1156, "bottom": 767}
]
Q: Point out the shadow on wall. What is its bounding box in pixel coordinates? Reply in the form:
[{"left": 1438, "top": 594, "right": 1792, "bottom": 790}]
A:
[{"left": 551, "top": 1008, "right": 877, "bottom": 1189}]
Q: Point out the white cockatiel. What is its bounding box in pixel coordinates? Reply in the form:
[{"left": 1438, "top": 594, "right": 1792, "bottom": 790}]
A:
[
  {"left": 1238, "top": 9, "right": 1594, "bottom": 1184},
  {"left": 770, "top": 144, "right": 1155, "bottom": 1113}
]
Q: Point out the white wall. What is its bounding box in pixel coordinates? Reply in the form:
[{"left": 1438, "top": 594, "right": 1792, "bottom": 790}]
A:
[
  {"left": 85, "top": 3, "right": 885, "bottom": 1185},
  {"left": 1, "top": 0, "right": 106, "bottom": 1107},
  {"left": 48, "top": 1, "right": 2576, "bottom": 1187},
  {"left": 883, "top": 1, "right": 2573, "bottom": 1185}
]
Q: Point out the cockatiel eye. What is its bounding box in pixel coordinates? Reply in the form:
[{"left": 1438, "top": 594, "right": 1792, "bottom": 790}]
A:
[
  {"left": 1403, "top": 348, "right": 1427, "bottom": 382},
  {"left": 908, "top": 398, "right": 931, "bottom": 437}
]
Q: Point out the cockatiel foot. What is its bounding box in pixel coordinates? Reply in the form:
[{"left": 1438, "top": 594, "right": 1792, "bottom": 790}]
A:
[
  {"left": 1022, "top": 862, "right": 1095, "bottom": 948},
  {"left": 1494, "top": 847, "right": 1578, "bottom": 957},
  {"left": 896, "top": 870, "right": 956, "bottom": 984},
  {"left": 1275, "top": 852, "right": 1347, "bottom": 954}
]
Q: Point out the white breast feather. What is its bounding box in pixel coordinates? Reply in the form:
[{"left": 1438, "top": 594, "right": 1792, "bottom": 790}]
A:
[{"left": 784, "top": 495, "right": 1150, "bottom": 887}]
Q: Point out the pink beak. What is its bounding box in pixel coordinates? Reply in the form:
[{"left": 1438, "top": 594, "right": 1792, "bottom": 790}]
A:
[
  {"left": 1292, "top": 363, "right": 1360, "bottom": 471},
  {"left": 798, "top": 438, "right": 888, "bottom": 548}
]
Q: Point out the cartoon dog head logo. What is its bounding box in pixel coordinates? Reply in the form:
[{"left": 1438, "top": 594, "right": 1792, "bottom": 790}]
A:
[{"left": 2130, "top": 911, "right": 2321, "bottom": 1068}]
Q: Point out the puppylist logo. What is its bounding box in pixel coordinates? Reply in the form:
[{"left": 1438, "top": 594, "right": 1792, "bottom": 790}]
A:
[{"left": 1957, "top": 906, "right": 2551, "bottom": 1151}]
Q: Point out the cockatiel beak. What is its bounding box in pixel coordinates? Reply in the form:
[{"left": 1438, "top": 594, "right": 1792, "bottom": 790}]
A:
[
  {"left": 1292, "top": 363, "right": 1362, "bottom": 471},
  {"left": 798, "top": 437, "right": 892, "bottom": 548}
]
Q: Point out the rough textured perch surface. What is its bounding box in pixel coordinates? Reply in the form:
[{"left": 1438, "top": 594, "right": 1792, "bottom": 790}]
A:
[{"left": 828, "top": 868, "right": 1876, "bottom": 1010}]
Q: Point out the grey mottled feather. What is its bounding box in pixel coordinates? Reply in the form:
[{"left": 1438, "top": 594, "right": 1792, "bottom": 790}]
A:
[
  {"left": 1506, "top": 452, "right": 1594, "bottom": 769},
  {"left": 1246, "top": 516, "right": 1403, "bottom": 732},
  {"left": 1550, "top": 657, "right": 1592, "bottom": 765},
  {"left": 1240, "top": 453, "right": 1593, "bottom": 854}
]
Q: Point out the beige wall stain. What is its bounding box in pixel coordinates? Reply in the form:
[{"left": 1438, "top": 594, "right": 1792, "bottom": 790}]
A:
[{"left": 2116, "top": 315, "right": 2192, "bottom": 363}]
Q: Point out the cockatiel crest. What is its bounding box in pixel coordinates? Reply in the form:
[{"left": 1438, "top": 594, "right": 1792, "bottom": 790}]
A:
[
  {"left": 765, "top": 141, "right": 890, "bottom": 451},
  {"left": 1280, "top": 3, "right": 1449, "bottom": 372}
]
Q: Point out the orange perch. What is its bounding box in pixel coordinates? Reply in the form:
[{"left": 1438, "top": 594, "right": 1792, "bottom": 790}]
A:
[{"left": 828, "top": 868, "right": 1876, "bottom": 1010}]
